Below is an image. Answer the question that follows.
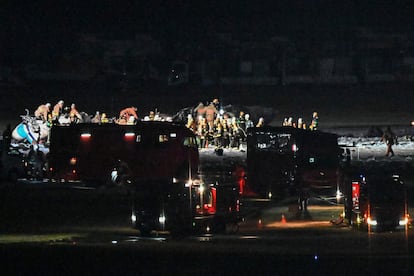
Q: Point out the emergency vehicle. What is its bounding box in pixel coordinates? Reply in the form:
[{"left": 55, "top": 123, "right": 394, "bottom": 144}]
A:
[
  {"left": 245, "top": 126, "right": 341, "bottom": 201},
  {"left": 47, "top": 122, "right": 199, "bottom": 185},
  {"left": 131, "top": 180, "right": 240, "bottom": 235},
  {"left": 343, "top": 167, "right": 409, "bottom": 231},
  {"left": 47, "top": 121, "right": 240, "bottom": 235}
]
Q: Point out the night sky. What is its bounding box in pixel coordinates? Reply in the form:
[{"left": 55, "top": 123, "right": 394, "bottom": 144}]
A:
[
  {"left": 1, "top": 1, "right": 414, "bottom": 121},
  {"left": 2, "top": 1, "right": 413, "bottom": 44}
]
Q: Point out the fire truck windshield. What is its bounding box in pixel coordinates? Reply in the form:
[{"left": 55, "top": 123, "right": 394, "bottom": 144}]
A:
[
  {"left": 369, "top": 177, "right": 405, "bottom": 205},
  {"left": 254, "top": 132, "right": 291, "bottom": 152}
]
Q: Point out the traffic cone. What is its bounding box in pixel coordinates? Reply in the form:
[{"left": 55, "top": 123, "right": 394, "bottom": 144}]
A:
[{"left": 281, "top": 214, "right": 287, "bottom": 224}]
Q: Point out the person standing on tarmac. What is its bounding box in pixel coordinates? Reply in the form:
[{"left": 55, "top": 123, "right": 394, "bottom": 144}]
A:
[
  {"left": 382, "top": 126, "right": 396, "bottom": 157},
  {"left": 237, "top": 111, "right": 246, "bottom": 140},
  {"left": 245, "top": 114, "right": 254, "bottom": 131},
  {"left": 204, "top": 102, "right": 218, "bottom": 131}
]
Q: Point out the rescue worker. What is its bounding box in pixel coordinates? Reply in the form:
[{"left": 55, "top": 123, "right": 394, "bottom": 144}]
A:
[
  {"left": 310, "top": 111, "right": 319, "bottom": 130},
  {"left": 186, "top": 114, "right": 196, "bottom": 132},
  {"left": 118, "top": 107, "right": 138, "bottom": 125},
  {"left": 256, "top": 117, "right": 265, "bottom": 127},
  {"left": 194, "top": 102, "right": 206, "bottom": 119},
  {"left": 34, "top": 103, "right": 51, "bottom": 122},
  {"left": 221, "top": 116, "right": 230, "bottom": 148},
  {"left": 382, "top": 126, "right": 396, "bottom": 157},
  {"left": 213, "top": 118, "right": 223, "bottom": 148},
  {"left": 91, "top": 111, "right": 101, "bottom": 123},
  {"left": 69, "top": 103, "right": 82, "bottom": 124},
  {"left": 245, "top": 114, "right": 254, "bottom": 130},
  {"left": 230, "top": 117, "right": 241, "bottom": 149},
  {"left": 205, "top": 103, "right": 218, "bottom": 130},
  {"left": 101, "top": 113, "right": 109, "bottom": 123},
  {"left": 52, "top": 100, "right": 64, "bottom": 122},
  {"left": 237, "top": 111, "right": 246, "bottom": 133},
  {"left": 196, "top": 117, "right": 208, "bottom": 148},
  {"left": 298, "top": 118, "right": 303, "bottom": 129},
  {"left": 298, "top": 187, "right": 310, "bottom": 212},
  {"left": 211, "top": 98, "right": 220, "bottom": 110}
]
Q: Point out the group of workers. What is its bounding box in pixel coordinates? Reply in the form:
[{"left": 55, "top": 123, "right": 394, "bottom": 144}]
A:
[
  {"left": 34, "top": 100, "right": 82, "bottom": 125},
  {"left": 282, "top": 111, "right": 319, "bottom": 130},
  {"left": 33, "top": 100, "right": 165, "bottom": 126},
  {"left": 33, "top": 99, "right": 319, "bottom": 151},
  {"left": 184, "top": 99, "right": 263, "bottom": 149}
]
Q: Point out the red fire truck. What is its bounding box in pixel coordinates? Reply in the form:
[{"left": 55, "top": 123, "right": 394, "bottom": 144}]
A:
[
  {"left": 131, "top": 179, "right": 240, "bottom": 235},
  {"left": 47, "top": 121, "right": 240, "bottom": 235},
  {"left": 343, "top": 167, "right": 409, "bottom": 232},
  {"left": 48, "top": 122, "right": 199, "bottom": 185}
]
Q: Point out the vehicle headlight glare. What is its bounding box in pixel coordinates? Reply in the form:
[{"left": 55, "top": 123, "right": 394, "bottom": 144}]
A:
[
  {"left": 199, "top": 185, "right": 205, "bottom": 193},
  {"left": 399, "top": 217, "right": 409, "bottom": 226},
  {"left": 336, "top": 189, "right": 342, "bottom": 200},
  {"left": 367, "top": 217, "right": 377, "bottom": 226},
  {"left": 159, "top": 215, "right": 166, "bottom": 224}
]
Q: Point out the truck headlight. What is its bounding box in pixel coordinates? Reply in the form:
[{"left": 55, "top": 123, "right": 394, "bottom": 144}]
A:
[
  {"left": 367, "top": 217, "right": 377, "bottom": 226},
  {"left": 159, "top": 215, "right": 166, "bottom": 224},
  {"left": 399, "top": 217, "right": 409, "bottom": 226}
]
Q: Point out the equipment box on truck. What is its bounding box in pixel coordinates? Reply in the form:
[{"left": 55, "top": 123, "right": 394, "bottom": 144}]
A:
[{"left": 246, "top": 126, "right": 341, "bottom": 201}]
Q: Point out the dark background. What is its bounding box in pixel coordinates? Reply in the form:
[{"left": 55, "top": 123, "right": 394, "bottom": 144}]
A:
[{"left": 2, "top": 1, "right": 414, "bottom": 129}]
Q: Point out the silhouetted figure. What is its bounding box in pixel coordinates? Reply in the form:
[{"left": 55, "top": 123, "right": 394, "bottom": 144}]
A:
[{"left": 382, "top": 126, "right": 396, "bottom": 157}]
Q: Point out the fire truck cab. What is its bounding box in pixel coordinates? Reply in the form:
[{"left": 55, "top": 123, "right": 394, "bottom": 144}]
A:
[
  {"left": 343, "top": 167, "right": 409, "bottom": 231},
  {"left": 131, "top": 180, "right": 240, "bottom": 235}
]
